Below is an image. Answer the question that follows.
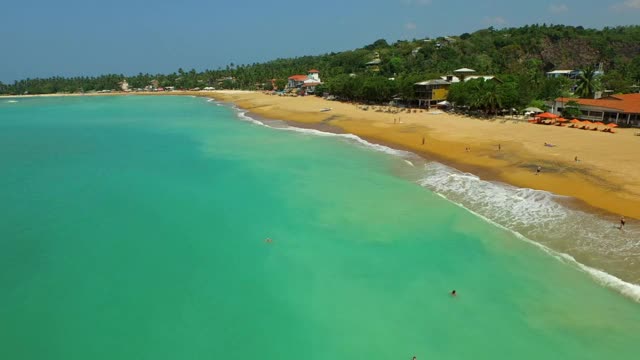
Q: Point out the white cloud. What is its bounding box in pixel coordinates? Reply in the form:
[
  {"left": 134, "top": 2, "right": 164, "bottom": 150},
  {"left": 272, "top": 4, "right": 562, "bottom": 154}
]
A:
[
  {"left": 405, "top": 22, "right": 417, "bottom": 30},
  {"left": 549, "top": 4, "right": 569, "bottom": 13},
  {"left": 612, "top": 0, "right": 640, "bottom": 10},
  {"left": 483, "top": 16, "right": 507, "bottom": 26}
]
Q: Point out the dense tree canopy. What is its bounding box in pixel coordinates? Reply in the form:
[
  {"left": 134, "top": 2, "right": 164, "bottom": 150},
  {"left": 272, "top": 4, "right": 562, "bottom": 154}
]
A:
[{"left": 2, "top": 24, "right": 639, "bottom": 111}]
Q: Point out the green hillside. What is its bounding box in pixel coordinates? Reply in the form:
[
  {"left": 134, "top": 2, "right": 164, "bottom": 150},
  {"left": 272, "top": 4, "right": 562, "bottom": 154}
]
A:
[{"left": 2, "top": 24, "right": 640, "bottom": 110}]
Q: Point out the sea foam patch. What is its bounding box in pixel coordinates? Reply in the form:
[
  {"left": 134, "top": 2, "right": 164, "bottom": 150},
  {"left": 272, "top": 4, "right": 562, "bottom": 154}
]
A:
[{"left": 418, "top": 161, "right": 640, "bottom": 301}]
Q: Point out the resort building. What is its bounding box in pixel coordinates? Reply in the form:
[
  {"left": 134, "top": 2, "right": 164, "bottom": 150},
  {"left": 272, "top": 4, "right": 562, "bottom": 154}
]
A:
[
  {"left": 414, "top": 79, "right": 451, "bottom": 108},
  {"left": 119, "top": 80, "right": 130, "bottom": 92},
  {"left": 546, "top": 70, "right": 582, "bottom": 80},
  {"left": 452, "top": 67, "right": 476, "bottom": 81},
  {"left": 553, "top": 94, "right": 640, "bottom": 126},
  {"left": 414, "top": 69, "right": 500, "bottom": 107},
  {"left": 547, "top": 65, "right": 604, "bottom": 80},
  {"left": 286, "top": 69, "right": 322, "bottom": 94},
  {"left": 440, "top": 75, "right": 501, "bottom": 83},
  {"left": 365, "top": 52, "right": 382, "bottom": 72}
]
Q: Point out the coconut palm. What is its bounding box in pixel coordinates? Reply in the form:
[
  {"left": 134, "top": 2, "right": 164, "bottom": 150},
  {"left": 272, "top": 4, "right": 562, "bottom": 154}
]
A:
[{"left": 575, "top": 67, "right": 599, "bottom": 98}]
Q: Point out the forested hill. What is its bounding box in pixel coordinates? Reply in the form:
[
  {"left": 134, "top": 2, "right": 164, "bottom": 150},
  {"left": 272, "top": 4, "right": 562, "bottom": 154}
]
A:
[{"left": 2, "top": 24, "right": 640, "bottom": 104}]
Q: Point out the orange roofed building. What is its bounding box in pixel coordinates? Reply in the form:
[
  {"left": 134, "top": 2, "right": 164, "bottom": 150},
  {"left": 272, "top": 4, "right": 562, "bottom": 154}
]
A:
[
  {"left": 287, "top": 69, "right": 322, "bottom": 94},
  {"left": 553, "top": 94, "right": 640, "bottom": 126}
]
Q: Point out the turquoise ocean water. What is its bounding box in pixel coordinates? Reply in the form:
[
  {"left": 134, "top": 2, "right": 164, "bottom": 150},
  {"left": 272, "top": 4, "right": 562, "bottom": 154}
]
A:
[{"left": 1, "top": 95, "right": 639, "bottom": 359}]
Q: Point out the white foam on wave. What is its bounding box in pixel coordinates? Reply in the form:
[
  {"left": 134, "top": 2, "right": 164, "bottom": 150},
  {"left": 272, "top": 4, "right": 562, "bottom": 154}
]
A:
[
  {"left": 448, "top": 195, "right": 640, "bottom": 301},
  {"left": 235, "top": 109, "right": 267, "bottom": 127},
  {"left": 418, "top": 163, "right": 640, "bottom": 251},
  {"left": 419, "top": 162, "right": 568, "bottom": 228},
  {"left": 280, "top": 125, "right": 412, "bottom": 157},
  {"left": 421, "top": 162, "right": 640, "bottom": 302},
  {"left": 226, "top": 103, "right": 412, "bottom": 158},
  {"left": 7, "top": 100, "right": 18, "bottom": 103},
  {"left": 222, "top": 101, "right": 640, "bottom": 301}
]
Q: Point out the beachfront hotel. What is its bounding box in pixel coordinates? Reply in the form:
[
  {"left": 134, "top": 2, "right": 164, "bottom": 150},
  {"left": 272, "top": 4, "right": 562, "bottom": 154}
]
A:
[
  {"left": 553, "top": 93, "right": 640, "bottom": 126},
  {"left": 286, "top": 69, "right": 322, "bottom": 94},
  {"left": 414, "top": 68, "right": 500, "bottom": 108}
]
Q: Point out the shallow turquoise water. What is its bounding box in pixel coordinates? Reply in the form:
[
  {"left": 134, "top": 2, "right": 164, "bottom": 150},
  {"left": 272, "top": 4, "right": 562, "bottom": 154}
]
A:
[{"left": 1, "top": 96, "right": 639, "bottom": 360}]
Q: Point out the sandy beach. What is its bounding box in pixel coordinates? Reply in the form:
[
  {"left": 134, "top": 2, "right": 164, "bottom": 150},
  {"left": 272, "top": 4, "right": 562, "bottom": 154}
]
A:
[
  {"left": 202, "top": 91, "right": 640, "bottom": 220},
  {"left": 5, "top": 90, "right": 639, "bottom": 219}
]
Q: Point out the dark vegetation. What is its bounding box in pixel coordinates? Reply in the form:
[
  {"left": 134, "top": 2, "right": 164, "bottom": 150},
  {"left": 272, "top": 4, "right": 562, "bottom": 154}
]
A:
[{"left": 2, "top": 25, "right": 640, "bottom": 112}]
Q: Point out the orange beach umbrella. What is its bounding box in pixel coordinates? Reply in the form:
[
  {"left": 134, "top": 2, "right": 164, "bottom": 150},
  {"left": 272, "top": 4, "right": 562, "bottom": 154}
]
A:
[
  {"left": 556, "top": 117, "right": 568, "bottom": 122},
  {"left": 581, "top": 120, "right": 593, "bottom": 125},
  {"left": 593, "top": 121, "right": 605, "bottom": 126},
  {"left": 537, "top": 112, "right": 559, "bottom": 119},
  {"left": 607, "top": 123, "right": 618, "bottom": 128},
  {"left": 569, "top": 118, "right": 581, "bottom": 123}
]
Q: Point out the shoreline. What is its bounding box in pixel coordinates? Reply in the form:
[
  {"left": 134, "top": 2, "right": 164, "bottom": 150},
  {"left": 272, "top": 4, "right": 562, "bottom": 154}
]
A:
[
  {"left": 4, "top": 91, "right": 639, "bottom": 220},
  {"left": 203, "top": 91, "right": 640, "bottom": 221},
  {"left": 228, "top": 96, "right": 640, "bottom": 299},
  {"left": 5, "top": 91, "right": 640, "bottom": 299}
]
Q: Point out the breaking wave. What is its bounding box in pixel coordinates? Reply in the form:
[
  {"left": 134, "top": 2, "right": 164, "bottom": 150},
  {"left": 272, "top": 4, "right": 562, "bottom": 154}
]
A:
[{"left": 218, "top": 98, "right": 640, "bottom": 302}]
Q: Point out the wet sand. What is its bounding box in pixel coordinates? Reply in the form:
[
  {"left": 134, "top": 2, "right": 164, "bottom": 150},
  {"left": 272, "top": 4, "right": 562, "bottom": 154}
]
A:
[
  {"left": 205, "top": 91, "right": 640, "bottom": 221},
  {"left": 6, "top": 90, "right": 639, "bottom": 220}
]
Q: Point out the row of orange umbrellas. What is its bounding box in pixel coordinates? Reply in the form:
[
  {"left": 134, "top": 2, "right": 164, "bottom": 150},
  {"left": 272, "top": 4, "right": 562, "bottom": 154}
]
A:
[
  {"left": 531, "top": 113, "right": 619, "bottom": 128},
  {"left": 567, "top": 119, "right": 618, "bottom": 127}
]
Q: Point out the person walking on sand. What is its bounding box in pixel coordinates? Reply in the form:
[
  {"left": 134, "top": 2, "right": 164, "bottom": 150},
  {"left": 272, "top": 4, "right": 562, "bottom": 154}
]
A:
[
  {"left": 575, "top": 155, "right": 579, "bottom": 162},
  {"left": 620, "top": 216, "right": 626, "bottom": 230},
  {"left": 536, "top": 166, "right": 541, "bottom": 175},
  {"left": 422, "top": 136, "right": 425, "bottom": 145},
  {"left": 498, "top": 143, "right": 501, "bottom": 151}
]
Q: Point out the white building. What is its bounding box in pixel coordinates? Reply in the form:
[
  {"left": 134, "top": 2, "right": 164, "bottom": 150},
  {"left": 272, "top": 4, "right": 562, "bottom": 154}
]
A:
[{"left": 287, "top": 69, "right": 322, "bottom": 94}]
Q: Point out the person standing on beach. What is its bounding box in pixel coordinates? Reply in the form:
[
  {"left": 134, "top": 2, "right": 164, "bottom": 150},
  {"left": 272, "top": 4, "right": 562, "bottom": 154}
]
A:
[
  {"left": 422, "top": 136, "right": 425, "bottom": 145},
  {"left": 536, "top": 166, "right": 541, "bottom": 175},
  {"left": 498, "top": 144, "right": 501, "bottom": 151},
  {"left": 620, "top": 216, "right": 626, "bottom": 230}
]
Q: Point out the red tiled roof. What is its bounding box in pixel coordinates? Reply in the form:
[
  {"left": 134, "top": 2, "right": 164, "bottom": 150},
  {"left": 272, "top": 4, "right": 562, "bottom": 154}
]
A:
[
  {"left": 288, "top": 75, "right": 308, "bottom": 81},
  {"left": 301, "top": 82, "right": 321, "bottom": 87},
  {"left": 556, "top": 94, "right": 640, "bottom": 114},
  {"left": 308, "top": 69, "right": 319, "bottom": 73}
]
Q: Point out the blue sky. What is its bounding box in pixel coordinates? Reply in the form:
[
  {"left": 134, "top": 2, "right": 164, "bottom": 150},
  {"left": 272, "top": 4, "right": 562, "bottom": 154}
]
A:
[{"left": 1, "top": 0, "right": 639, "bottom": 82}]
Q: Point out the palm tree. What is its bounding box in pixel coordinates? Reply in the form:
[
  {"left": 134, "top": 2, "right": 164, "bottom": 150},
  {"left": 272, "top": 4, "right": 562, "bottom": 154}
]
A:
[
  {"left": 483, "top": 89, "right": 502, "bottom": 115},
  {"left": 575, "top": 67, "right": 598, "bottom": 98}
]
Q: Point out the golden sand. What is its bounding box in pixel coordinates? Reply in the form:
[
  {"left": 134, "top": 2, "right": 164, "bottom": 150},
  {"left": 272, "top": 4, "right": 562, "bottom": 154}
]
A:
[
  {"left": 7, "top": 90, "right": 639, "bottom": 219},
  {"left": 206, "top": 91, "right": 640, "bottom": 220}
]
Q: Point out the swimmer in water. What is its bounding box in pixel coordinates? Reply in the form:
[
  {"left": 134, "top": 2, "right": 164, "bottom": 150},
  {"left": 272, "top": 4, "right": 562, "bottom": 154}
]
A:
[
  {"left": 265, "top": 238, "right": 272, "bottom": 243},
  {"left": 451, "top": 290, "right": 456, "bottom": 297}
]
